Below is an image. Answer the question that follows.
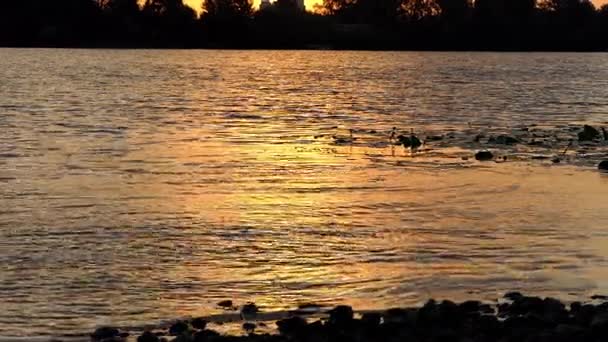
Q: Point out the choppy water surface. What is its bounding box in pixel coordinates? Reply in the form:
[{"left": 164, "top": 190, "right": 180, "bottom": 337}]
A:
[{"left": 1, "top": 49, "right": 608, "bottom": 338}]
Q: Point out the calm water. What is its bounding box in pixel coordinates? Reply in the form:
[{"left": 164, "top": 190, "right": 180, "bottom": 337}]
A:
[{"left": 1, "top": 49, "right": 608, "bottom": 338}]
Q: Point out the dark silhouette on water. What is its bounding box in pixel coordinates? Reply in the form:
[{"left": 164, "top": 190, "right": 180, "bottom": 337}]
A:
[
  {"left": 1, "top": 0, "right": 608, "bottom": 49},
  {"left": 97, "top": 293, "right": 608, "bottom": 342}
]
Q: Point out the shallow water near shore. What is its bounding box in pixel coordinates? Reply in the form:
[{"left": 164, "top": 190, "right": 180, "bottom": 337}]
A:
[{"left": 1, "top": 49, "right": 608, "bottom": 338}]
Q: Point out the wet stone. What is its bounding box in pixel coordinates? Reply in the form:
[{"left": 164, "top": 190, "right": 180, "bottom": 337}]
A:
[
  {"left": 329, "top": 305, "right": 354, "bottom": 325},
  {"left": 191, "top": 318, "right": 207, "bottom": 330},
  {"left": 243, "top": 322, "right": 256, "bottom": 334},
  {"left": 193, "top": 329, "right": 220, "bottom": 342},
  {"left": 494, "top": 135, "right": 520, "bottom": 145},
  {"left": 91, "top": 327, "right": 120, "bottom": 341},
  {"left": 277, "top": 316, "right": 307, "bottom": 336},
  {"left": 169, "top": 321, "right": 189, "bottom": 336},
  {"left": 475, "top": 150, "right": 494, "bottom": 161},
  {"left": 361, "top": 312, "right": 382, "bottom": 327},
  {"left": 241, "top": 303, "right": 259, "bottom": 316},
  {"left": 137, "top": 331, "right": 160, "bottom": 342},
  {"left": 598, "top": 160, "right": 608, "bottom": 171},
  {"left": 578, "top": 125, "right": 600, "bottom": 141},
  {"left": 217, "top": 300, "right": 234, "bottom": 309}
]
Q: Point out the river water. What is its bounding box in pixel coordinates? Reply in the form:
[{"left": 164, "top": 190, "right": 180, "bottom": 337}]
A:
[{"left": 1, "top": 49, "right": 608, "bottom": 338}]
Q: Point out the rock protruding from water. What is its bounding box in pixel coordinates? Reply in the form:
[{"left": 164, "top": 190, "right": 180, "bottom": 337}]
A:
[
  {"left": 599, "top": 160, "right": 608, "bottom": 171},
  {"left": 475, "top": 150, "right": 494, "bottom": 161},
  {"left": 328, "top": 305, "right": 354, "bottom": 326},
  {"left": 191, "top": 317, "right": 207, "bottom": 330},
  {"left": 169, "top": 321, "right": 189, "bottom": 336},
  {"left": 578, "top": 125, "right": 601, "bottom": 141},
  {"left": 137, "top": 331, "right": 160, "bottom": 342},
  {"left": 129, "top": 293, "right": 608, "bottom": 342},
  {"left": 91, "top": 327, "right": 120, "bottom": 341}
]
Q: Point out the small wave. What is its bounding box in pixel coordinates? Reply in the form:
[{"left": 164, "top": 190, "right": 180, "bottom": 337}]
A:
[{"left": 224, "top": 113, "right": 264, "bottom": 120}]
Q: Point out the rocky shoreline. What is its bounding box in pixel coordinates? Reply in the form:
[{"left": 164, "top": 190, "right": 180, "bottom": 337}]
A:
[{"left": 90, "top": 292, "right": 608, "bottom": 342}]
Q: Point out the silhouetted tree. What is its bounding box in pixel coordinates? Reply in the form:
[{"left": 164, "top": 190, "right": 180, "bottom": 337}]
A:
[
  {"left": 201, "top": 0, "right": 253, "bottom": 45},
  {"left": 400, "top": 0, "right": 440, "bottom": 21}
]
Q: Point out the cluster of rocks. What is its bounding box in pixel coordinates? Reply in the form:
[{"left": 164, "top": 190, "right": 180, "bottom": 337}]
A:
[
  {"left": 90, "top": 293, "right": 608, "bottom": 342},
  {"left": 466, "top": 124, "right": 608, "bottom": 170}
]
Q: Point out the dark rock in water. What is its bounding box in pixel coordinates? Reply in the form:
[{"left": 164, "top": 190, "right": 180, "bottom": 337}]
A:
[
  {"left": 169, "top": 321, "right": 189, "bottom": 336},
  {"left": 475, "top": 150, "right": 494, "bottom": 161},
  {"left": 361, "top": 312, "right": 382, "bottom": 327},
  {"left": 459, "top": 300, "right": 482, "bottom": 313},
  {"left": 509, "top": 296, "right": 545, "bottom": 315},
  {"left": 591, "top": 312, "right": 608, "bottom": 335},
  {"left": 217, "top": 300, "right": 233, "bottom": 309},
  {"left": 578, "top": 125, "right": 600, "bottom": 141},
  {"left": 591, "top": 294, "right": 608, "bottom": 300},
  {"left": 193, "top": 329, "right": 220, "bottom": 342},
  {"left": 552, "top": 156, "right": 561, "bottom": 164},
  {"left": 137, "top": 331, "right": 160, "bottom": 342},
  {"left": 277, "top": 316, "right": 307, "bottom": 336},
  {"left": 573, "top": 304, "right": 596, "bottom": 326},
  {"left": 494, "top": 135, "right": 520, "bottom": 145},
  {"left": 241, "top": 303, "right": 259, "bottom": 316},
  {"left": 410, "top": 135, "right": 422, "bottom": 148},
  {"left": 602, "top": 127, "right": 608, "bottom": 140},
  {"left": 242, "top": 322, "right": 256, "bottom": 334},
  {"left": 555, "top": 324, "right": 588, "bottom": 340},
  {"left": 91, "top": 327, "right": 120, "bottom": 341},
  {"left": 598, "top": 161, "right": 608, "bottom": 171},
  {"left": 397, "top": 134, "right": 411, "bottom": 147},
  {"left": 191, "top": 318, "right": 207, "bottom": 330},
  {"left": 329, "top": 305, "right": 354, "bottom": 325},
  {"left": 384, "top": 308, "right": 415, "bottom": 324}
]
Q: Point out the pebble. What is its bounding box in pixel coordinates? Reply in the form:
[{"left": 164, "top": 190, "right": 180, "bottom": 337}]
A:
[{"left": 475, "top": 150, "right": 494, "bottom": 161}]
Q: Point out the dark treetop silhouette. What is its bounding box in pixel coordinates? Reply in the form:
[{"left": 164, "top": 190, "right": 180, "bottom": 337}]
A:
[{"left": 1, "top": 0, "right": 607, "bottom": 50}]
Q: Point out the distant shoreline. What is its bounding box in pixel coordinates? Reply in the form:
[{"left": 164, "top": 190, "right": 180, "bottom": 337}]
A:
[{"left": 1, "top": 45, "right": 607, "bottom": 52}]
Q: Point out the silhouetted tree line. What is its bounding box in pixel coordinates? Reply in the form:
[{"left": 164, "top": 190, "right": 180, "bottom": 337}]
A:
[{"left": 1, "top": 0, "right": 607, "bottom": 50}]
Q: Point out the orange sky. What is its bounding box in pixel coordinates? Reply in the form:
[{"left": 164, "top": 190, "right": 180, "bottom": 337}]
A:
[{"left": 184, "top": 0, "right": 608, "bottom": 12}]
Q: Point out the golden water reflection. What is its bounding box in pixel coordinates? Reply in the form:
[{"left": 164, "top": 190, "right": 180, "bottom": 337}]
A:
[{"left": 2, "top": 49, "right": 608, "bottom": 337}]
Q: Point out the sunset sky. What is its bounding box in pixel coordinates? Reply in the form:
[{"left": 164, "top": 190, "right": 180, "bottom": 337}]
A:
[{"left": 185, "top": 0, "right": 608, "bottom": 12}]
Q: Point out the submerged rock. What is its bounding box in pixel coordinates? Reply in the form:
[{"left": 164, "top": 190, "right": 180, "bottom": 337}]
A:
[
  {"left": 494, "top": 135, "right": 520, "bottom": 145},
  {"left": 475, "top": 150, "right": 494, "bottom": 161},
  {"left": 91, "top": 327, "right": 120, "bottom": 341},
  {"left": 217, "top": 300, "right": 234, "bottom": 309},
  {"left": 599, "top": 160, "right": 608, "bottom": 171},
  {"left": 578, "top": 125, "right": 600, "bottom": 141}
]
